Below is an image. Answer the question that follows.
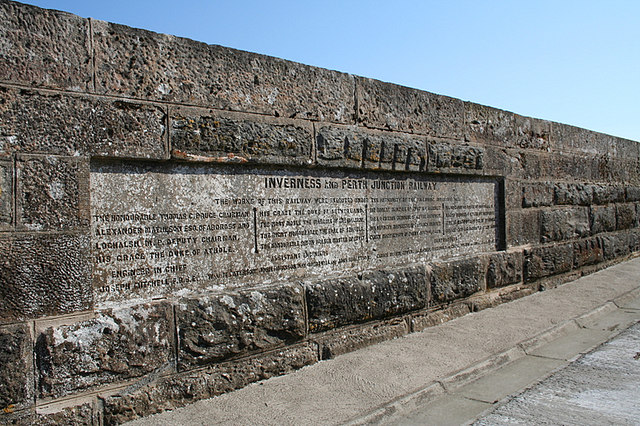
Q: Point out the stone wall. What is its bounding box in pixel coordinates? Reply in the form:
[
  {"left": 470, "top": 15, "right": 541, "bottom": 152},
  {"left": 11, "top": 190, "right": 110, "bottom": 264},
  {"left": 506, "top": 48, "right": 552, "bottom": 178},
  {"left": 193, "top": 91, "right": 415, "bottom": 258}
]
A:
[{"left": 1, "top": 1, "right": 639, "bottom": 424}]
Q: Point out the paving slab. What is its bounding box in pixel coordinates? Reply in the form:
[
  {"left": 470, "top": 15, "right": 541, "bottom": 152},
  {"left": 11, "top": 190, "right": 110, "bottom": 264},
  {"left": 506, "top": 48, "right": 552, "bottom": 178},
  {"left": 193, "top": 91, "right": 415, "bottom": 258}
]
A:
[
  {"left": 529, "top": 327, "right": 614, "bottom": 360},
  {"left": 390, "top": 395, "right": 490, "bottom": 426},
  {"left": 459, "top": 355, "right": 567, "bottom": 403},
  {"left": 474, "top": 322, "right": 640, "bottom": 426}
]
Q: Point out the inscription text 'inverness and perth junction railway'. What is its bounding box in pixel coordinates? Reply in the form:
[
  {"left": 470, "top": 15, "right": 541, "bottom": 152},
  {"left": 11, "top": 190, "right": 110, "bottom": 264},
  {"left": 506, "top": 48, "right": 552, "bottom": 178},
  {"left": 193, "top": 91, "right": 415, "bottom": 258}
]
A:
[{"left": 91, "top": 163, "right": 501, "bottom": 304}]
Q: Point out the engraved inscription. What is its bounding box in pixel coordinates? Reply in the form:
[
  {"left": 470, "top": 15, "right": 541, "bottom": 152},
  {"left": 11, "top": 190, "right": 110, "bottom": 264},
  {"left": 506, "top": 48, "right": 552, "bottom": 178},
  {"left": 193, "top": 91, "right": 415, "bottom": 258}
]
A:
[{"left": 91, "top": 163, "right": 500, "bottom": 304}]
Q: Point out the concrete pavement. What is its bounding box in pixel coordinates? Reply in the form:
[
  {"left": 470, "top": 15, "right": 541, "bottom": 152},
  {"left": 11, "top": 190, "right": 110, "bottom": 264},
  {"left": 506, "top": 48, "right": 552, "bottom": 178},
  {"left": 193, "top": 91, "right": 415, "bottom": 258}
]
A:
[{"left": 127, "top": 258, "right": 640, "bottom": 425}]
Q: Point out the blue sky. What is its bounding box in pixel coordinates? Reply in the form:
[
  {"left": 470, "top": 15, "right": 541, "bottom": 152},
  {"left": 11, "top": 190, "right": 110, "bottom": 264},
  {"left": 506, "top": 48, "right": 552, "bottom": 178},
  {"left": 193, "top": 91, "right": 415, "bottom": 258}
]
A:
[{"left": 23, "top": 0, "right": 640, "bottom": 142}]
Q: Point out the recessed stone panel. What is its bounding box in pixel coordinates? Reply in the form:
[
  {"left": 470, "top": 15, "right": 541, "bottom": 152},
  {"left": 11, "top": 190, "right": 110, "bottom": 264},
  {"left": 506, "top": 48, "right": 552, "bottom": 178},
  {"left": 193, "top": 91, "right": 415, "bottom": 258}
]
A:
[{"left": 91, "top": 162, "right": 502, "bottom": 304}]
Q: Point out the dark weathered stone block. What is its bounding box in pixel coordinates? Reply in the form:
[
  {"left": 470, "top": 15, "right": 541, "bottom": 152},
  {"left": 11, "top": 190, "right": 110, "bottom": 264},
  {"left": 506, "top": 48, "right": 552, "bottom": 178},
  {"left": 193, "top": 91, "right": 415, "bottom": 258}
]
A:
[
  {"left": 592, "top": 185, "right": 625, "bottom": 205},
  {"left": 36, "top": 303, "right": 173, "bottom": 399},
  {"left": 430, "top": 257, "right": 486, "bottom": 304},
  {"left": 93, "top": 21, "right": 354, "bottom": 123},
  {"left": 590, "top": 205, "right": 617, "bottom": 235},
  {"left": 616, "top": 203, "right": 636, "bottom": 230},
  {"left": 0, "top": 87, "right": 167, "bottom": 158},
  {"left": 0, "top": 1, "right": 91, "bottom": 90},
  {"left": 544, "top": 153, "right": 597, "bottom": 181},
  {"left": 554, "top": 183, "right": 594, "bottom": 206},
  {"left": 540, "top": 207, "right": 590, "bottom": 242},
  {"left": 102, "top": 343, "right": 318, "bottom": 425},
  {"left": 464, "top": 102, "right": 515, "bottom": 147},
  {"left": 601, "top": 233, "right": 630, "bottom": 260},
  {"left": 356, "top": 77, "right": 464, "bottom": 137},
  {"left": 626, "top": 187, "right": 640, "bottom": 202},
  {"left": 16, "top": 155, "right": 89, "bottom": 231},
  {"left": 482, "top": 146, "right": 514, "bottom": 177},
  {"left": 517, "top": 151, "right": 545, "bottom": 180},
  {"left": 522, "top": 183, "right": 554, "bottom": 208},
  {"left": 628, "top": 230, "right": 640, "bottom": 253},
  {"left": 305, "top": 266, "right": 428, "bottom": 333},
  {"left": 551, "top": 122, "right": 611, "bottom": 155},
  {"left": 171, "top": 108, "right": 312, "bottom": 166},
  {"left": 507, "top": 209, "right": 540, "bottom": 247},
  {"left": 524, "top": 244, "right": 573, "bottom": 281},
  {"left": 0, "top": 160, "right": 12, "bottom": 230},
  {"left": 0, "top": 323, "right": 33, "bottom": 412},
  {"left": 515, "top": 115, "right": 551, "bottom": 150},
  {"left": 0, "top": 233, "right": 91, "bottom": 322},
  {"left": 486, "top": 251, "right": 523, "bottom": 289},
  {"left": 316, "top": 125, "right": 425, "bottom": 171},
  {"left": 427, "top": 142, "right": 483, "bottom": 172},
  {"left": 177, "top": 285, "right": 306, "bottom": 369},
  {"left": 573, "top": 238, "right": 604, "bottom": 268}
]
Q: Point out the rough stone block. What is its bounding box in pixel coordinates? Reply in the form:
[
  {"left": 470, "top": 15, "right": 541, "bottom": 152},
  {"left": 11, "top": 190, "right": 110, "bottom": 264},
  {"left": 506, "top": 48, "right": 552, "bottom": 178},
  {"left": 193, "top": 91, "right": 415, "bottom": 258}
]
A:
[
  {"left": 522, "top": 183, "right": 554, "bottom": 207},
  {"left": 516, "top": 151, "right": 545, "bottom": 179},
  {"left": 551, "top": 122, "right": 611, "bottom": 155},
  {"left": 93, "top": 20, "right": 354, "bottom": 123},
  {"left": 0, "top": 323, "right": 33, "bottom": 412},
  {"left": 177, "top": 285, "right": 306, "bottom": 369},
  {"left": 573, "top": 238, "right": 604, "bottom": 268},
  {"left": 16, "top": 155, "right": 89, "bottom": 231},
  {"left": 0, "top": 1, "right": 91, "bottom": 90},
  {"left": 486, "top": 251, "right": 523, "bottom": 289},
  {"left": 0, "top": 403, "right": 95, "bottom": 425},
  {"left": 464, "top": 102, "right": 515, "bottom": 147},
  {"left": 601, "top": 233, "right": 630, "bottom": 260},
  {"left": 609, "top": 136, "right": 639, "bottom": 159},
  {"left": 515, "top": 115, "right": 551, "bottom": 150},
  {"left": 430, "top": 257, "right": 486, "bottom": 304},
  {"left": 504, "top": 179, "right": 522, "bottom": 210},
  {"left": 171, "top": 108, "right": 312, "bottom": 166},
  {"left": 524, "top": 244, "right": 573, "bottom": 281},
  {"left": 592, "top": 185, "right": 625, "bottom": 205},
  {"left": 0, "top": 232, "right": 91, "bottom": 323},
  {"left": 540, "top": 207, "right": 590, "bottom": 242},
  {"left": 0, "top": 160, "right": 12, "bottom": 230},
  {"left": 616, "top": 203, "right": 636, "bottom": 230},
  {"left": 506, "top": 209, "right": 540, "bottom": 247},
  {"left": 482, "top": 146, "right": 515, "bottom": 177},
  {"left": 305, "top": 266, "right": 428, "bottom": 333},
  {"left": 0, "top": 87, "right": 167, "bottom": 158},
  {"left": 411, "top": 304, "right": 471, "bottom": 332},
  {"left": 554, "top": 183, "right": 594, "bottom": 206},
  {"left": 628, "top": 230, "right": 640, "bottom": 253},
  {"left": 590, "top": 205, "right": 617, "bottom": 235},
  {"left": 427, "top": 142, "right": 483, "bottom": 172},
  {"left": 316, "top": 125, "right": 425, "bottom": 171},
  {"left": 316, "top": 318, "right": 408, "bottom": 360},
  {"left": 544, "top": 153, "right": 597, "bottom": 181},
  {"left": 356, "top": 76, "right": 464, "bottom": 137},
  {"left": 36, "top": 303, "right": 173, "bottom": 399},
  {"left": 626, "top": 187, "right": 640, "bottom": 202},
  {"left": 102, "top": 343, "right": 318, "bottom": 425}
]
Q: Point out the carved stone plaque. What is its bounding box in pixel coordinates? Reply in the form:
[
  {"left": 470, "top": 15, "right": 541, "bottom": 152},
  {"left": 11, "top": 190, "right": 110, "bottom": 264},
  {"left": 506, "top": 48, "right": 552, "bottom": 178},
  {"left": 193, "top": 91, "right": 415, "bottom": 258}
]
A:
[{"left": 91, "top": 162, "right": 502, "bottom": 304}]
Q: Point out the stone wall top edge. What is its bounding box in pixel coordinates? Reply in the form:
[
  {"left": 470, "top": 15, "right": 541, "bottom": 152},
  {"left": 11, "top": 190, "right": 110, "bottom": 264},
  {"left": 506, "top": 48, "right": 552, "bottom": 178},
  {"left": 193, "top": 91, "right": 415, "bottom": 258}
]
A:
[{"left": 3, "top": 1, "right": 637, "bottom": 144}]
